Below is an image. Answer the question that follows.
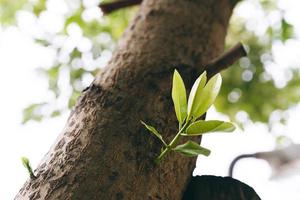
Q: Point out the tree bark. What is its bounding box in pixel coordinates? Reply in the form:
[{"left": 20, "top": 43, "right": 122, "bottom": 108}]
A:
[{"left": 16, "top": 0, "right": 237, "bottom": 199}]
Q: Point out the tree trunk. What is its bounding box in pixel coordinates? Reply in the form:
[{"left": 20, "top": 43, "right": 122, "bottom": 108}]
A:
[{"left": 16, "top": 0, "right": 237, "bottom": 199}]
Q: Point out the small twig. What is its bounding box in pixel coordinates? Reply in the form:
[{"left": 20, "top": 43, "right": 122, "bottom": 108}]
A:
[
  {"left": 99, "top": 0, "right": 142, "bottom": 15},
  {"left": 21, "top": 157, "right": 36, "bottom": 179},
  {"left": 205, "top": 43, "right": 247, "bottom": 78}
]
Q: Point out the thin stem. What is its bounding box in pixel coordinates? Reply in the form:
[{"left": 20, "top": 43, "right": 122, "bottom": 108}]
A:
[
  {"left": 178, "top": 122, "right": 182, "bottom": 131},
  {"left": 27, "top": 165, "right": 36, "bottom": 179},
  {"left": 160, "top": 138, "right": 168, "bottom": 147},
  {"left": 156, "top": 121, "right": 190, "bottom": 163}
]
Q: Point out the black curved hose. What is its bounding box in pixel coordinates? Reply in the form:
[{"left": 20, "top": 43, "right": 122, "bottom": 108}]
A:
[{"left": 228, "top": 153, "right": 257, "bottom": 177}]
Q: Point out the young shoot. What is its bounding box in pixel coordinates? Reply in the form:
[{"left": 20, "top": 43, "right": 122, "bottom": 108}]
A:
[
  {"left": 141, "top": 70, "right": 235, "bottom": 164},
  {"left": 21, "top": 157, "right": 36, "bottom": 179}
]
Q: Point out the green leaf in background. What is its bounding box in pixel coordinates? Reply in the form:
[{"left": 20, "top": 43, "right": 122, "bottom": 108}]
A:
[
  {"left": 141, "top": 121, "right": 167, "bottom": 146},
  {"left": 191, "top": 73, "right": 222, "bottom": 120},
  {"left": 22, "top": 103, "right": 46, "bottom": 124},
  {"left": 281, "top": 19, "right": 294, "bottom": 42},
  {"left": 172, "top": 70, "right": 187, "bottom": 125},
  {"left": 173, "top": 140, "right": 211, "bottom": 157},
  {"left": 68, "top": 91, "right": 81, "bottom": 109},
  {"left": 50, "top": 110, "right": 61, "bottom": 118},
  {"left": 46, "top": 65, "right": 60, "bottom": 97},
  {"left": 0, "top": 0, "right": 27, "bottom": 25},
  {"left": 33, "top": 0, "right": 46, "bottom": 16},
  {"left": 187, "top": 71, "right": 207, "bottom": 120},
  {"left": 182, "top": 120, "right": 235, "bottom": 136}
]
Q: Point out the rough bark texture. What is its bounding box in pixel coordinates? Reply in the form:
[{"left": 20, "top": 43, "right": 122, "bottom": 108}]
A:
[{"left": 16, "top": 0, "right": 236, "bottom": 199}]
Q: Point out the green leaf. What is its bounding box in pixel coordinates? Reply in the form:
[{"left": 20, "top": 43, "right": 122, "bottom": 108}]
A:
[
  {"left": 187, "top": 71, "right": 207, "bottom": 120},
  {"left": 281, "top": 19, "right": 294, "bottom": 42},
  {"left": 33, "top": 0, "right": 46, "bottom": 16},
  {"left": 172, "top": 70, "right": 187, "bottom": 125},
  {"left": 182, "top": 120, "right": 236, "bottom": 136},
  {"left": 21, "top": 157, "right": 34, "bottom": 178},
  {"left": 50, "top": 110, "right": 61, "bottom": 118},
  {"left": 191, "top": 73, "right": 222, "bottom": 120},
  {"left": 141, "top": 121, "right": 167, "bottom": 146},
  {"left": 21, "top": 157, "right": 30, "bottom": 168},
  {"left": 173, "top": 141, "right": 211, "bottom": 157},
  {"left": 22, "top": 103, "right": 46, "bottom": 124}
]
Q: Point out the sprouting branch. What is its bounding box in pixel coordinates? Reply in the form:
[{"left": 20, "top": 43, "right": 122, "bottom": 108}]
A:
[
  {"left": 205, "top": 43, "right": 247, "bottom": 78},
  {"left": 21, "top": 157, "right": 36, "bottom": 179},
  {"left": 99, "top": 0, "right": 142, "bottom": 15}
]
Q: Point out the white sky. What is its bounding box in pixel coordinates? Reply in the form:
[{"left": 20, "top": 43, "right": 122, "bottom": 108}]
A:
[{"left": 1, "top": 0, "right": 300, "bottom": 199}]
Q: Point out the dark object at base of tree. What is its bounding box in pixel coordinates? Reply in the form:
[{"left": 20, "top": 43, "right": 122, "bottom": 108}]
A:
[
  {"left": 183, "top": 175, "right": 261, "bottom": 200},
  {"left": 99, "top": 0, "right": 142, "bottom": 14}
]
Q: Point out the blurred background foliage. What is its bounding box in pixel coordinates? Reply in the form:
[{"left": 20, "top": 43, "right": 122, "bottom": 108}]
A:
[
  {"left": 220, "top": 0, "right": 300, "bottom": 131},
  {"left": 1, "top": 0, "right": 300, "bottom": 134}
]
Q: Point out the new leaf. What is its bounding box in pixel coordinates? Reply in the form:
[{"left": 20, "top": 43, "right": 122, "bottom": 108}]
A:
[
  {"left": 172, "top": 70, "right": 187, "bottom": 125},
  {"left": 21, "top": 157, "right": 30, "bottom": 168},
  {"left": 187, "top": 71, "right": 207, "bottom": 120},
  {"left": 173, "top": 140, "right": 211, "bottom": 157},
  {"left": 182, "top": 120, "right": 236, "bottom": 136},
  {"left": 141, "top": 121, "right": 167, "bottom": 146},
  {"left": 194, "top": 73, "right": 222, "bottom": 118},
  {"left": 21, "top": 157, "right": 35, "bottom": 178}
]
